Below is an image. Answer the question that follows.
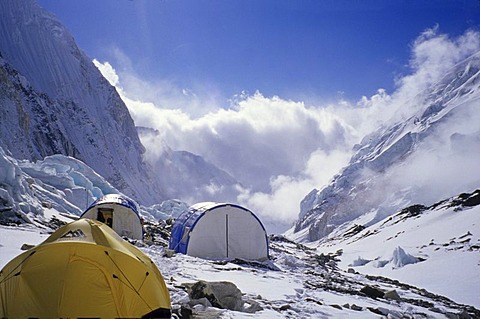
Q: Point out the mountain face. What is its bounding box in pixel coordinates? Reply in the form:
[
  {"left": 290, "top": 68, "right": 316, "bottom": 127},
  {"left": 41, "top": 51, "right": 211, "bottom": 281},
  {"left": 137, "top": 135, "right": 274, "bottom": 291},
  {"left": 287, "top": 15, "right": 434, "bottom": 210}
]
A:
[
  {"left": 137, "top": 127, "right": 243, "bottom": 204},
  {"left": 0, "top": 0, "right": 165, "bottom": 205},
  {"left": 294, "top": 52, "right": 480, "bottom": 242}
]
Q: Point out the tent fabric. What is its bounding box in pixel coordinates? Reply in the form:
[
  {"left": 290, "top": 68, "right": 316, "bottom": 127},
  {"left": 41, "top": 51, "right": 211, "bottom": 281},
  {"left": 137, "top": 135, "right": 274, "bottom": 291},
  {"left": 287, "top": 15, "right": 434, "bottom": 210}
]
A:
[
  {"left": 81, "top": 193, "right": 144, "bottom": 240},
  {"left": 169, "top": 202, "right": 269, "bottom": 261},
  {"left": 0, "top": 219, "right": 171, "bottom": 318}
]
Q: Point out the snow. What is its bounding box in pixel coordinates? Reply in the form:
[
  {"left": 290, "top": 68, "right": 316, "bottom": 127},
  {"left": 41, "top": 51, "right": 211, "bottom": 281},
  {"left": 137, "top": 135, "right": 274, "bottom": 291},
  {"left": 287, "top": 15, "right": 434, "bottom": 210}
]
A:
[
  {"left": 1, "top": 200, "right": 479, "bottom": 317},
  {"left": 0, "top": 225, "right": 48, "bottom": 269},
  {"left": 0, "top": 145, "right": 187, "bottom": 228},
  {"left": 0, "top": 59, "right": 477, "bottom": 319},
  {"left": 315, "top": 203, "right": 480, "bottom": 308},
  {"left": 295, "top": 51, "right": 480, "bottom": 242}
]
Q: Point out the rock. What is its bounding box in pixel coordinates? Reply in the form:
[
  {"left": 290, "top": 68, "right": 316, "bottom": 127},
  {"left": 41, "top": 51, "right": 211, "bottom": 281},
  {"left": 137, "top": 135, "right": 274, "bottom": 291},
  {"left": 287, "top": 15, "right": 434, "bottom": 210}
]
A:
[
  {"left": 243, "top": 300, "right": 263, "bottom": 313},
  {"left": 305, "top": 297, "right": 323, "bottom": 305},
  {"left": 278, "top": 304, "right": 291, "bottom": 311},
  {"left": 191, "top": 307, "right": 225, "bottom": 319},
  {"left": 189, "top": 280, "right": 244, "bottom": 311},
  {"left": 20, "top": 243, "right": 35, "bottom": 250},
  {"left": 360, "top": 285, "right": 384, "bottom": 299},
  {"left": 351, "top": 304, "right": 362, "bottom": 311},
  {"left": 368, "top": 307, "right": 386, "bottom": 315},
  {"left": 189, "top": 297, "right": 212, "bottom": 308},
  {"left": 384, "top": 289, "right": 401, "bottom": 301},
  {"left": 445, "top": 309, "right": 472, "bottom": 319},
  {"left": 429, "top": 306, "right": 443, "bottom": 313},
  {"left": 347, "top": 268, "right": 356, "bottom": 274},
  {"left": 171, "top": 305, "right": 193, "bottom": 319},
  {"left": 164, "top": 249, "right": 175, "bottom": 258},
  {"left": 458, "top": 309, "right": 474, "bottom": 319},
  {"left": 41, "top": 201, "right": 52, "bottom": 208}
]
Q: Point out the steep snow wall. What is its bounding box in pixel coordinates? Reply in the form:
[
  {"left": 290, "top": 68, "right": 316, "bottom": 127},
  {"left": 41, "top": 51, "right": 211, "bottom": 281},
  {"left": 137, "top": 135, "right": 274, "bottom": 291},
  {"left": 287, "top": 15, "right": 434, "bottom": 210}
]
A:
[{"left": 0, "top": 0, "right": 165, "bottom": 205}]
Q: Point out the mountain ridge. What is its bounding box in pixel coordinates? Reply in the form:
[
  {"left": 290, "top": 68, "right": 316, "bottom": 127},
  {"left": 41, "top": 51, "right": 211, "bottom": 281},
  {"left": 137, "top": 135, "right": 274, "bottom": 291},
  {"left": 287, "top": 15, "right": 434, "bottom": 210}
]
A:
[
  {"left": 293, "top": 51, "right": 480, "bottom": 242},
  {"left": 0, "top": 0, "right": 172, "bottom": 206},
  {"left": 0, "top": 0, "right": 245, "bottom": 207}
]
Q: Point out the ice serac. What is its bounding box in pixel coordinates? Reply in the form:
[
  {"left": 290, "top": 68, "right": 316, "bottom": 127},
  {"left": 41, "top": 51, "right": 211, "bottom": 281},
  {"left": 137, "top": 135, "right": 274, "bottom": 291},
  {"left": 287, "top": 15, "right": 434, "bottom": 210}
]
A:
[
  {"left": 294, "top": 51, "right": 480, "bottom": 242},
  {"left": 0, "top": 0, "right": 165, "bottom": 204}
]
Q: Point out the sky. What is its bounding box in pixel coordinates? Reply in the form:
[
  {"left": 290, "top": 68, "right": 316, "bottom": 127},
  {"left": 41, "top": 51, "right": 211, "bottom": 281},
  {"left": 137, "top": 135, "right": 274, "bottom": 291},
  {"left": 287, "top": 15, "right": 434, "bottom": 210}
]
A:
[
  {"left": 37, "top": 0, "right": 480, "bottom": 231},
  {"left": 38, "top": 0, "right": 480, "bottom": 102}
]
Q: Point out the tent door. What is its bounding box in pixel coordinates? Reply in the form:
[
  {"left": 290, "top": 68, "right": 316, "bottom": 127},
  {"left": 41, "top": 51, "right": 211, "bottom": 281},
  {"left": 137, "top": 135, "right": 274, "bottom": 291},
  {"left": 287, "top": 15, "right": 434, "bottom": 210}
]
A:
[{"left": 97, "top": 208, "right": 113, "bottom": 228}]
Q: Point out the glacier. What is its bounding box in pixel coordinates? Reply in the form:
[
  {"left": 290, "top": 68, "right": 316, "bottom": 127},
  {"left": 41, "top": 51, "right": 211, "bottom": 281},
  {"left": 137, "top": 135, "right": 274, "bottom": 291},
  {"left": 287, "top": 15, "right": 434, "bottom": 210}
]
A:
[{"left": 0, "top": 143, "right": 183, "bottom": 225}]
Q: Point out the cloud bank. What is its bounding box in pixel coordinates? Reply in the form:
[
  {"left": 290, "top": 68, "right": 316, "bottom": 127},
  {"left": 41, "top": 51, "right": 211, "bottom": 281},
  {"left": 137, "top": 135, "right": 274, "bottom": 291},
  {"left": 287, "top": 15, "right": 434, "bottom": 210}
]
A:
[{"left": 94, "top": 28, "right": 480, "bottom": 232}]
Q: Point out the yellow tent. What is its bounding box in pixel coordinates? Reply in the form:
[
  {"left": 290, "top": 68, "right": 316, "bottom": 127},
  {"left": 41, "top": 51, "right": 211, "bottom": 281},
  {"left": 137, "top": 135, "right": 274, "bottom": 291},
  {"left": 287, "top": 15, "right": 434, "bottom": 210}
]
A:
[{"left": 0, "top": 219, "right": 171, "bottom": 318}]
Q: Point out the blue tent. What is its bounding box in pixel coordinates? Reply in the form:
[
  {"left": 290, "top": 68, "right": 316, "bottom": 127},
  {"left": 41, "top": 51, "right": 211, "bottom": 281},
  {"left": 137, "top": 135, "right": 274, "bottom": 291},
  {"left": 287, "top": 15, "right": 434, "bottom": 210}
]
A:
[
  {"left": 169, "top": 202, "right": 269, "bottom": 261},
  {"left": 81, "top": 194, "right": 143, "bottom": 239}
]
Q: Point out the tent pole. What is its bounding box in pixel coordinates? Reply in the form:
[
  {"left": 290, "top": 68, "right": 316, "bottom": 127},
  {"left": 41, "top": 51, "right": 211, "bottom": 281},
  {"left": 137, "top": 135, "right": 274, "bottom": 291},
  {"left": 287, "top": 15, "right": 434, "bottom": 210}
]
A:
[{"left": 226, "top": 214, "right": 229, "bottom": 258}]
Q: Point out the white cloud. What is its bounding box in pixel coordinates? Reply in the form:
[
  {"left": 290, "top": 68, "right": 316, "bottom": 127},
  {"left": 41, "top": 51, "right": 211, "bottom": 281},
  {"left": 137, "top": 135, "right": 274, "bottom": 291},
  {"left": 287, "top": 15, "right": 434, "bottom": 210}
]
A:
[
  {"left": 145, "top": 92, "right": 357, "bottom": 193},
  {"left": 387, "top": 99, "right": 480, "bottom": 206},
  {"left": 94, "top": 60, "right": 359, "bottom": 230},
  {"left": 93, "top": 59, "right": 119, "bottom": 86},
  {"left": 93, "top": 29, "right": 480, "bottom": 233},
  {"left": 389, "top": 28, "right": 480, "bottom": 122},
  {"left": 237, "top": 149, "right": 352, "bottom": 230}
]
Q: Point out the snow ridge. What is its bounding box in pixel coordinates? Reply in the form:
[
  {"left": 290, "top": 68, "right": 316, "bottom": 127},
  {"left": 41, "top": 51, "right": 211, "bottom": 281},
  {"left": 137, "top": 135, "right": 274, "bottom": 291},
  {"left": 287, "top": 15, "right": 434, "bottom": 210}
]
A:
[{"left": 294, "top": 51, "right": 480, "bottom": 242}]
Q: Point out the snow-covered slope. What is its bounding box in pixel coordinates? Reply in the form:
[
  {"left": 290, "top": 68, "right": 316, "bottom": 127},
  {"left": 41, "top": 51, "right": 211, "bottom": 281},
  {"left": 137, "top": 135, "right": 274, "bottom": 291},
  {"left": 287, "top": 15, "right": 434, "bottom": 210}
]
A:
[
  {"left": 309, "top": 189, "right": 480, "bottom": 308},
  {"left": 0, "top": 0, "right": 164, "bottom": 205},
  {"left": 294, "top": 51, "right": 480, "bottom": 242},
  {"left": 1, "top": 189, "right": 479, "bottom": 318},
  {"left": 1, "top": 136, "right": 478, "bottom": 316}
]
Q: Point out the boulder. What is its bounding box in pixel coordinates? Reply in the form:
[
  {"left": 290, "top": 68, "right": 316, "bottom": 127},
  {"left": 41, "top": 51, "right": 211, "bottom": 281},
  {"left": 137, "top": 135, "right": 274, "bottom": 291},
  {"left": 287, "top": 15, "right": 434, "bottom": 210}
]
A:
[
  {"left": 360, "top": 285, "right": 384, "bottom": 299},
  {"left": 384, "top": 289, "right": 401, "bottom": 301},
  {"left": 189, "top": 280, "right": 244, "bottom": 311},
  {"left": 189, "top": 297, "right": 212, "bottom": 308}
]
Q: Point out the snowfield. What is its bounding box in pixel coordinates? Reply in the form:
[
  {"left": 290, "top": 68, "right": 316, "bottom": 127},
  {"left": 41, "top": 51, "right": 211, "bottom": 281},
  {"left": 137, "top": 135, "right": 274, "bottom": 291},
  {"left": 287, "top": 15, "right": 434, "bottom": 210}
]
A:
[
  {"left": 313, "top": 200, "right": 480, "bottom": 309},
  {"left": 2, "top": 195, "right": 479, "bottom": 318}
]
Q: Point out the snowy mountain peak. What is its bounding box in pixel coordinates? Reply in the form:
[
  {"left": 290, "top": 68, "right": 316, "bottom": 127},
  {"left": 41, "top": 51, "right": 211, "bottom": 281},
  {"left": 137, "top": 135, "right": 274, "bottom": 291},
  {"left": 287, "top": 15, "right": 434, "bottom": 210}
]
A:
[
  {"left": 294, "top": 50, "right": 480, "bottom": 242},
  {"left": 0, "top": 0, "right": 165, "bottom": 205}
]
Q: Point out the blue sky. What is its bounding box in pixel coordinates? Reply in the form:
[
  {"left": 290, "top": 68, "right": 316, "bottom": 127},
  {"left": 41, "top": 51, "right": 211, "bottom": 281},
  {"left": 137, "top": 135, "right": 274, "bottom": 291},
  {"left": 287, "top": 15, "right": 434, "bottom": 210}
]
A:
[{"left": 38, "top": 0, "right": 480, "bottom": 102}]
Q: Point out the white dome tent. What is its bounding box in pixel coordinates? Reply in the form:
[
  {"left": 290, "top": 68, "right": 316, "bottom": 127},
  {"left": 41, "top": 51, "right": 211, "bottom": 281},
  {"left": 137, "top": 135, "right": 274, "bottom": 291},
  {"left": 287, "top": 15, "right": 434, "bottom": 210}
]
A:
[
  {"left": 81, "top": 194, "right": 143, "bottom": 240},
  {"left": 169, "top": 202, "right": 269, "bottom": 261}
]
